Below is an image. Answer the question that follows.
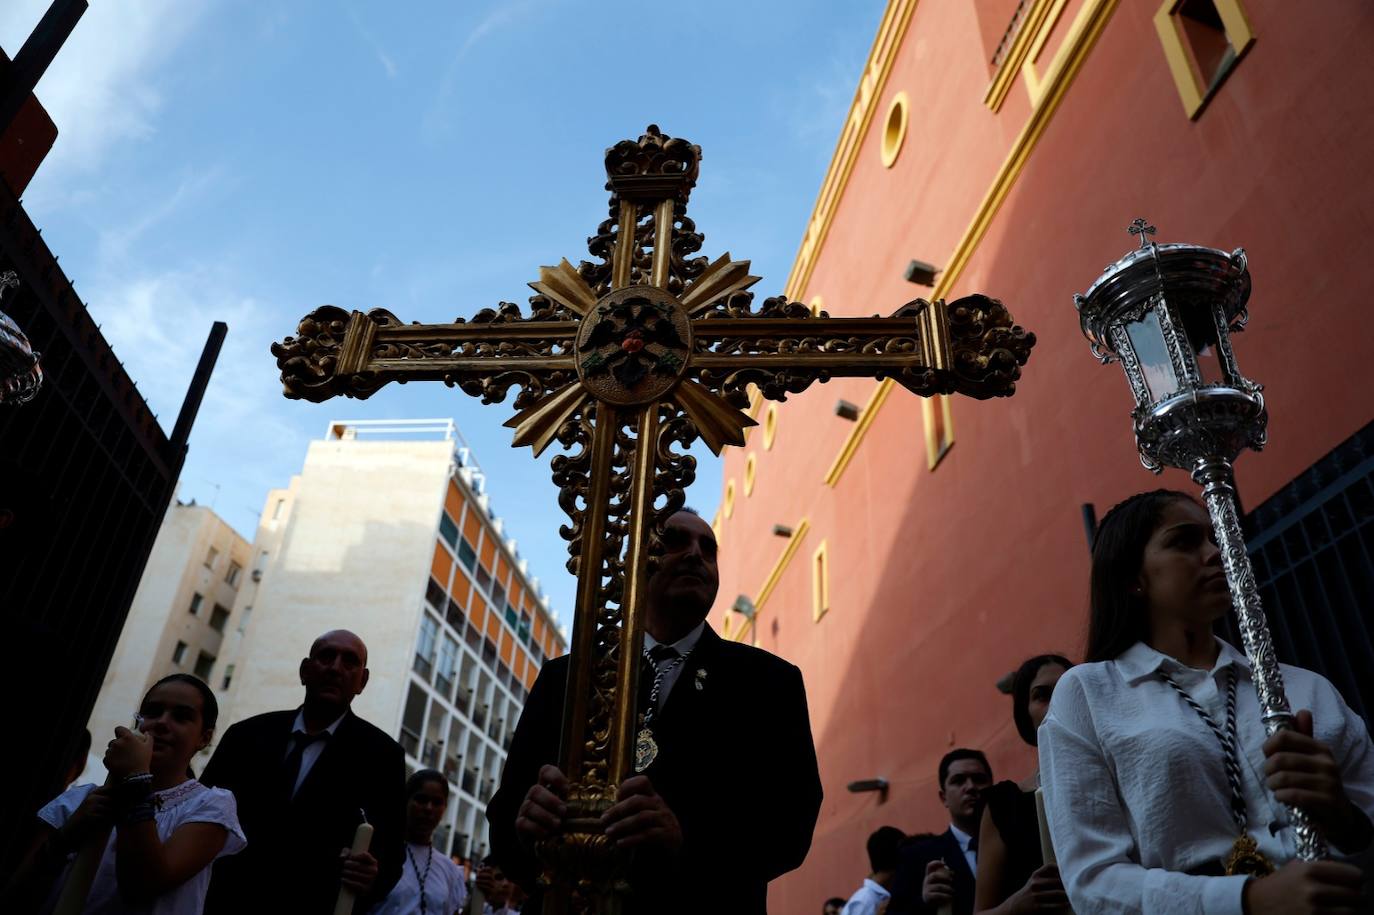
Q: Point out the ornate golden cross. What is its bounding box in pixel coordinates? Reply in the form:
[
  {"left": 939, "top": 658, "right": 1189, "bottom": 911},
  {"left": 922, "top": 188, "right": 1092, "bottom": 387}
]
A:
[{"left": 272, "top": 126, "right": 1034, "bottom": 911}]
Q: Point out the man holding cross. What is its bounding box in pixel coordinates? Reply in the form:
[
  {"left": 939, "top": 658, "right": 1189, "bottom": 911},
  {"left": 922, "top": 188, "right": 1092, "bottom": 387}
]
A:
[{"left": 487, "top": 508, "right": 823, "bottom": 913}]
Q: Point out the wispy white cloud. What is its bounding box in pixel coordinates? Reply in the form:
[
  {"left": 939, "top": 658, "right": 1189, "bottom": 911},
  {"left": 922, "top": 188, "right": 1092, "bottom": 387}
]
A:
[
  {"left": 0, "top": 0, "right": 209, "bottom": 182},
  {"left": 424, "top": 0, "right": 546, "bottom": 136},
  {"left": 347, "top": 8, "right": 398, "bottom": 79},
  {"left": 96, "top": 165, "right": 229, "bottom": 263}
]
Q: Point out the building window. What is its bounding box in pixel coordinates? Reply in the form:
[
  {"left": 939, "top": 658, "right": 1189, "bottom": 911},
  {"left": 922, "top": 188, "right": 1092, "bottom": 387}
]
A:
[
  {"left": 879, "top": 90, "right": 909, "bottom": 168},
  {"left": 204, "top": 547, "right": 219, "bottom": 569},
  {"left": 504, "top": 603, "right": 518, "bottom": 629},
  {"left": 723, "top": 479, "right": 736, "bottom": 519},
  {"left": 271, "top": 497, "right": 285, "bottom": 521},
  {"left": 225, "top": 561, "right": 242, "bottom": 588},
  {"left": 517, "top": 613, "right": 531, "bottom": 645},
  {"left": 763, "top": 404, "right": 778, "bottom": 450},
  {"left": 481, "top": 638, "right": 497, "bottom": 667},
  {"left": 237, "top": 606, "right": 253, "bottom": 634},
  {"left": 475, "top": 564, "right": 492, "bottom": 595},
  {"left": 1154, "top": 0, "right": 1255, "bottom": 119},
  {"left": 400, "top": 683, "right": 426, "bottom": 757},
  {"left": 925, "top": 395, "right": 955, "bottom": 470},
  {"left": 812, "top": 540, "right": 830, "bottom": 622},
  {"left": 436, "top": 635, "right": 459, "bottom": 700},
  {"left": 209, "top": 604, "right": 231, "bottom": 633},
  {"left": 415, "top": 614, "right": 439, "bottom": 679},
  {"left": 423, "top": 702, "right": 445, "bottom": 768},
  {"left": 188, "top": 592, "right": 203, "bottom": 615},
  {"left": 172, "top": 641, "right": 188, "bottom": 665},
  {"left": 193, "top": 651, "right": 216, "bottom": 680},
  {"left": 438, "top": 512, "right": 459, "bottom": 549},
  {"left": 221, "top": 663, "right": 235, "bottom": 690},
  {"left": 425, "top": 577, "right": 446, "bottom": 610},
  {"left": 457, "top": 537, "right": 477, "bottom": 571},
  {"left": 743, "top": 453, "right": 757, "bottom": 496},
  {"left": 445, "top": 597, "right": 466, "bottom": 633},
  {"left": 491, "top": 580, "right": 506, "bottom": 613}
]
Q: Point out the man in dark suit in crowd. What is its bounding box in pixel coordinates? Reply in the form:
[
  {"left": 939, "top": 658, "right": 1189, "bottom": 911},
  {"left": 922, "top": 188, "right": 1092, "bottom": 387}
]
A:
[
  {"left": 888, "top": 749, "right": 992, "bottom": 915},
  {"left": 201, "top": 630, "right": 404, "bottom": 913},
  {"left": 487, "top": 508, "right": 823, "bottom": 914}
]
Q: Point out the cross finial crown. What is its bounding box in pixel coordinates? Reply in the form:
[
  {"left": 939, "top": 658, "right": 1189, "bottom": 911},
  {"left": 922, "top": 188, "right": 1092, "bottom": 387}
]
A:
[
  {"left": 604, "top": 125, "right": 702, "bottom": 203},
  {"left": 1128, "top": 218, "right": 1157, "bottom": 249}
]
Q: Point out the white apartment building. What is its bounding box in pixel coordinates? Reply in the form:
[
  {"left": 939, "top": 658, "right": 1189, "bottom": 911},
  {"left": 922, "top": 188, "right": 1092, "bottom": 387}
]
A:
[
  {"left": 81, "top": 501, "right": 251, "bottom": 781},
  {"left": 211, "top": 419, "right": 566, "bottom": 861}
]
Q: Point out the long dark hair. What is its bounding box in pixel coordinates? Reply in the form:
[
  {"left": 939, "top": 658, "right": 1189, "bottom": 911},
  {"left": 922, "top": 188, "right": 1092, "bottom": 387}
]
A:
[
  {"left": 1087, "top": 489, "right": 1198, "bottom": 662},
  {"left": 1012, "top": 653, "right": 1074, "bottom": 746}
]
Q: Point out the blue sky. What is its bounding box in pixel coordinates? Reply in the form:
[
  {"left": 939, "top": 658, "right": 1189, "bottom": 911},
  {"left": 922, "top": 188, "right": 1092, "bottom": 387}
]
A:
[{"left": 0, "top": 0, "right": 884, "bottom": 627}]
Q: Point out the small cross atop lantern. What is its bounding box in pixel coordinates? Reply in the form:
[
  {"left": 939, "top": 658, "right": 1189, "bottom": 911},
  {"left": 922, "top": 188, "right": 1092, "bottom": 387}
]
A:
[{"left": 1074, "top": 219, "right": 1326, "bottom": 863}]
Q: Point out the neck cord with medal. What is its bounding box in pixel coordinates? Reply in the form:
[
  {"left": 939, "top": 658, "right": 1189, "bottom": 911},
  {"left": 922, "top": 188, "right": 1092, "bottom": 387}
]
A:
[
  {"left": 1158, "top": 665, "right": 1274, "bottom": 877},
  {"left": 406, "top": 843, "right": 434, "bottom": 915},
  {"left": 634, "top": 646, "right": 694, "bottom": 773}
]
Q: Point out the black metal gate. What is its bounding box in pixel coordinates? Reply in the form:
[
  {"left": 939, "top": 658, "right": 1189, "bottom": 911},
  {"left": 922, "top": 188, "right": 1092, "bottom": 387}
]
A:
[{"left": 1220, "top": 420, "right": 1374, "bottom": 728}]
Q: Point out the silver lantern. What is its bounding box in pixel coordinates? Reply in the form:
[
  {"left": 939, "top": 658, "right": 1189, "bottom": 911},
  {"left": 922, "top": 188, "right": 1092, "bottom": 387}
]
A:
[
  {"left": 0, "top": 270, "right": 43, "bottom": 406},
  {"left": 1074, "top": 219, "right": 1325, "bottom": 862}
]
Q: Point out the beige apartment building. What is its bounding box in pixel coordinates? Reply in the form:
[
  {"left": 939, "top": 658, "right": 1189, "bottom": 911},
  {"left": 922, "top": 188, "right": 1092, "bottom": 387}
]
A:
[
  {"left": 210, "top": 419, "right": 566, "bottom": 862},
  {"left": 80, "top": 501, "right": 251, "bottom": 780}
]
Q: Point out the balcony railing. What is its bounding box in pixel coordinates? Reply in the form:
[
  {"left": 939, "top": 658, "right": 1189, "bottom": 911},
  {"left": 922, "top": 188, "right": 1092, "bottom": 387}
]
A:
[
  {"left": 413, "top": 654, "right": 433, "bottom": 679},
  {"left": 435, "top": 673, "right": 453, "bottom": 701},
  {"left": 399, "top": 727, "right": 420, "bottom": 757},
  {"left": 462, "top": 769, "right": 478, "bottom": 796}
]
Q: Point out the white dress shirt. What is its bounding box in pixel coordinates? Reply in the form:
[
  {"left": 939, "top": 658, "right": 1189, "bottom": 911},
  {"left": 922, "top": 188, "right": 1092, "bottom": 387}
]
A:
[
  {"left": 643, "top": 620, "right": 705, "bottom": 707},
  {"left": 840, "top": 877, "right": 891, "bottom": 915},
  {"left": 1039, "top": 638, "right": 1374, "bottom": 915},
  {"left": 949, "top": 822, "right": 978, "bottom": 875},
  {"left": 287, "top": 707, "right": 348, "bottom": 796}
]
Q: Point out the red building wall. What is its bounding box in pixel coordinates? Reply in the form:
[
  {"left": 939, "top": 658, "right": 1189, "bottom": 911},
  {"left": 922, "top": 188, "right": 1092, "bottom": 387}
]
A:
[{"left": 709, "top": 1, "right": 1374, "bottom": 909}]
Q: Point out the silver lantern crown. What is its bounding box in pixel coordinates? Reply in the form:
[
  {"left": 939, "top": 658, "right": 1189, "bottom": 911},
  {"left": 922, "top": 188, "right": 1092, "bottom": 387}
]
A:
[
  {"left": 1075, "top": 218, "right": 1265, "bottom": 474},
  {"left": 1074, "top": 219, "right": 1326, "bottom": 865}
]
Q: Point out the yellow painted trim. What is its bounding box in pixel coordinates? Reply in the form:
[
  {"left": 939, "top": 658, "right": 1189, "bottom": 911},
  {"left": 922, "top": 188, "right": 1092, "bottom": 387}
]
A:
[
  {"left": 824, "top": 0, "right": 1121, "bottom": 487},
  {"left": 809, "top": 295, "right": 825, "bottom": 317},
  {"left": 1154, "top": 0, "right": 1255, "bottom": 119},
  {"left": 923, "top": 394, "right": 955, "bottom": 470},
  {"left": 811, "top": 539, "right": 830, "bottom": 622},
  {"left": 880, "top": 90, "right": 910, "bottom": 168},
  {"left": 743, "top": 453, "right": 757, "bottom": 496},
  {"left": 1021, "top": 0, "right": 1091, "bottom": 108},
  {"left": 783, "top": 0, "right": 921, "bottom": 300},
  {"left": 723, "top": 479, "right": 736, "bottom": 519},
  {"left": 763, "top": 403, "right": 778, "bottom": 450},
  {"left": 755, "top": 518, "right": 811, "bottom": 613},
  {"left": 984, "top": 0, "right": 1057, "bottom": 111}
]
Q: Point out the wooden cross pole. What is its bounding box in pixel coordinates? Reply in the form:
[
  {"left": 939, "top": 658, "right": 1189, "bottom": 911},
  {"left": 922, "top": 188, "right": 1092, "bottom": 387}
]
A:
[{"left": 272, "top": 126, "right": 1035, "bottom": 912}]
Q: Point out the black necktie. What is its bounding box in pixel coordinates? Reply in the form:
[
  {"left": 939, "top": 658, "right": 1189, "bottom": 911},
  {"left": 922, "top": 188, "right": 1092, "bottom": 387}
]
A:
[{"left": 282, "top": 730, "right": 330, "bottom": 799}]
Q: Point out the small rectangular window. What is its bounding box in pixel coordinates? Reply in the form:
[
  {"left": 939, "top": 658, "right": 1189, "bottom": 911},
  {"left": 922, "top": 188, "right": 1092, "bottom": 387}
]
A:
[
  {"left": 188, "top": 593, "right": 203, "bottom": 616},
  {"left": 812, "top": 540, "right": 830, "bottom": 623},
  {"left": 475, "top": 564, "right": 492, "bottom": 595},
  {"left": 271, "top": 498, "right": 285, "bottom": 521},
  {"left": 225, "top": 561, "right": 242, "bottom": 588},
  {"left": 400, "top": 683, "right": 426, "bottom": 757},
  {"left": 193, "top": 651, "right": 216, "bottom": 680},
  {"left": 446, "top": 597, "right": 466, "bottom": 632},
  {"left": 504, "top": 604, "right": 518, "bottom": 629},
  {"left": 237, "top": 606, "right": 253, "bottom": 634},
  {"left": 415, "top": 615, "right": 439, "bottom": 679},
  {"left": 438, "top": 512, "right": 459, "bottom": 549},
  {"left": 204, "top": 547, "right": 219, "bottom": 569},
  {"left": 425, "top": 577, "right": 446, "bottom": 610},
  {"left": 1154, "top": 0, "right": 1255, "bottom": 119},
  {"left": 209, "top": 604, "right": 231, "bottom": 633},
  {"left": 457, "top": 538, "right": 477, "bottom": 571},
  {"left": 221, "top": 664, "right": 235, "bottom": 690},
  {"left": 491, "top": 580, "right": 506, "bottom": 611},
  {"left": 172, "top": 641, "right": 188, "bottom": 665}
]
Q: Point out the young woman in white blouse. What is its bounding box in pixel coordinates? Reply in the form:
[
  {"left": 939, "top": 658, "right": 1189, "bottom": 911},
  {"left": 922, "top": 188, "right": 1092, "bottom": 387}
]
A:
[
  {"left": 7, "top": 673, "right": 245, "bottom": 913},
  {"left": 1039, "top": 489, "right": 1374, "bottom": 915},
  {"left": 371, "top": 769, "right": 467, "bottom": 915}
]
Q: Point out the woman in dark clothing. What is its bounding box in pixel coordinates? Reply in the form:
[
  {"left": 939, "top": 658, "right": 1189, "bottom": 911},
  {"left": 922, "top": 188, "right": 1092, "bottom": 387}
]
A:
[{"left": 974, "top": 654, "right": 1073, "bottom": 914}]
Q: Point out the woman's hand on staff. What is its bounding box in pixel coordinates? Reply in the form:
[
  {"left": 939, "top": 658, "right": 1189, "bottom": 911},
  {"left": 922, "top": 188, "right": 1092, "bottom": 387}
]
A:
[
  {"left": 1002, "top": 864, "right": 1070, "bottom": 913},
  {"left": 1242, "top": 859, "right": 1364, "bottom": 914},
  {"left": 515, "top": 765, "right": 568, "bottom": 850},
  {"left": 1262, "top": 710, "right": 1371, "bottom": 851},
  {"left": 102, "top": 726, "right": 152, "bottom": 780}
]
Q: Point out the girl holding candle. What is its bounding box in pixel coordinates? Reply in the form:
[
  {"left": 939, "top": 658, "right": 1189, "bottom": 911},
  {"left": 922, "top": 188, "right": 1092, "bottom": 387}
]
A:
[{"left": 7, "top": 673, "right": 245, "bottom": 913}]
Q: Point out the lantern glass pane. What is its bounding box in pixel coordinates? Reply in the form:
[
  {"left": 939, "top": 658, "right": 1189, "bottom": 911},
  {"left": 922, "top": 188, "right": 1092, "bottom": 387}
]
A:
[
  {"left": 1196, "top": 344, "right": 1225, "bottom": 385},
  {"left": 1126, "top": 310, "right": 1181, "bottom": 401}
]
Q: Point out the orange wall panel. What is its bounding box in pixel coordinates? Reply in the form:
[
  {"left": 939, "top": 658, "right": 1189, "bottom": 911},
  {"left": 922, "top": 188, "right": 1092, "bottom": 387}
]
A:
[
  {"left": 444, "top": 481, "right": 464, "bottom": 523},
  {"left": 462, "top": 506, "right": 482, "bottom": 546},
  {"left": 431, "top": 543, "right": 453, "bottom": 590}
]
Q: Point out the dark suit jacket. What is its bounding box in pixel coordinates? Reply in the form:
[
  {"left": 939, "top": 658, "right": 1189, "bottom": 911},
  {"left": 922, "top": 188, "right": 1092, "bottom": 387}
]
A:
[
  {"left": 487, "top": 624, "right": 822, "bottom": 915},
  {"left": 888, "top": 829, "right": 976, "bottom": 915},
  {"left": 200, "top": 708, "right": 405, "bottom": 914}
]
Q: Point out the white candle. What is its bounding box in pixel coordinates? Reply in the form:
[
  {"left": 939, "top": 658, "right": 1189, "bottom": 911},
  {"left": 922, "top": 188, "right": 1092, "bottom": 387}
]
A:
[
  {"left": 333, "top": 821, "right": 374, "bottom": 915},
  {"left": 1035, "top": 787, "right": 1056, "bottom": 865}
]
